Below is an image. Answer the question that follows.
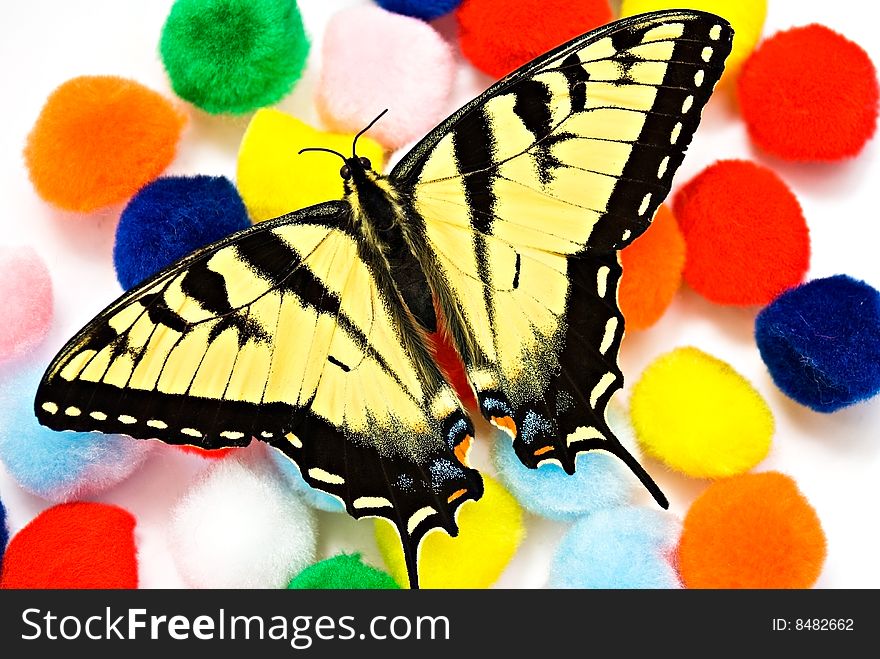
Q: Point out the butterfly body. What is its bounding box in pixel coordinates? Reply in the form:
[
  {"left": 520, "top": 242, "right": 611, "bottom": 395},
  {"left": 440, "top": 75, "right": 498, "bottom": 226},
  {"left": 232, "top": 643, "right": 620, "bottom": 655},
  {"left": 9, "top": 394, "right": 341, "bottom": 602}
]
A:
[{"left": 35, "top": 11, "right": 733, "bottom": 588}]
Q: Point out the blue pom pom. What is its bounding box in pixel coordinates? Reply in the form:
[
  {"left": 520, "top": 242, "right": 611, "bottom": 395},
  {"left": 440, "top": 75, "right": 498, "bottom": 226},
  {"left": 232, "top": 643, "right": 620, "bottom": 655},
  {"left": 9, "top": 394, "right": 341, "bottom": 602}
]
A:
[
  {"left": 113, "top": 175, "right": 250, "bottom": 290},
  {"left": 491, "top": 405, "right": 639, "bottom": 520},
  {"left": 375, "top": 0, "right": 461, "bottom": 21},
  {"left": 0, "top": 363, "right": 153, "bottom": 501},
  {"left": 548, "top": 507, "right": 682, "bottom": 588},
  {"left": 269, "top": 448, "right": 346, "bottom": 513},
  {"left": 755, "top": 274, "right": 880, "bottom": 413},
  {"left": 0, "top": 497, "right": 8, "bottom": 568}
]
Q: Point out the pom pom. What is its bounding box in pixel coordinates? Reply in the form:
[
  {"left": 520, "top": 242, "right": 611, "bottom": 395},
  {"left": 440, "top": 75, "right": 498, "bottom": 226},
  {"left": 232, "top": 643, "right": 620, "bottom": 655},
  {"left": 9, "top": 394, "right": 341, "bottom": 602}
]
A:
[
  {"left": 0, "top": 247, "right": 53, "bottom": 362},
  {"left": 620, "top": 0, "right": 767, "bottom": 84},
  {"left": 0, "top": 363, "right": 154, "bottom": 501},
  {"left": 755, "top": 275, "right": 880, "bottom": 413},
  {"left": 548, "top": 507, "right": 681, "bottom": 588},
  {"left": 630, "top": 346, "right": 773, "bottom": 478},
  {"left": 169, "top": 457, "right": 316, "bottom": 588},
  {"left": 376, "top": 0, "right": 461, "bottom": 21},
  {"left": 24, "top": 76, "right": 186, "bottom": 212},
  {"left": 159, "top": 0, "right": 309, "bottom": 114},
  {"left": 113, "top": 175, "right": 250, "bottom": 290},
  {"left": 673, "top": 160, "right": 809, "bottom": 306},
  {"left": 679, "top": 471, "right": 826, "bottom": 588},
  {"left": 375, "top": 474, "right": 523, "bottom": 588},
  {"left": 237, "top": 109, "right": 385, "bottom": 222},
  {"left": 269, "top": 448, "right": 345, "bottom": 513},
  {"left": 317, "top": 6, "right": 455, "bottom": 150},
  {"left": 619, "top": 204, "right": 685, "bottom": 331},
  {"left": 0, "top": 498, "right": 8, "bottom": 570},
  {"left": 492, "top": 403, "right": 639, "bottom": 520},
  {"left": 288, "top": 553, "right": 400, "bottom": 589},
  {"left": 456, "top": 0, "right": 613, "bottom": 78},
  {"left": 738, "top": 24, "right": 878, "bottom": 161},
  {"left": 0, "top": 502, "right": 138, "bottom": 589}
]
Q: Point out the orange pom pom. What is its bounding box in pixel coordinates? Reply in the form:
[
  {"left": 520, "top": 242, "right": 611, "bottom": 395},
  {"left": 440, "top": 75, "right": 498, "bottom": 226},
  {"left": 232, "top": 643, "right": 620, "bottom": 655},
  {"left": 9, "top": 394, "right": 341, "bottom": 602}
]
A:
[
  {"left": 678, "top": 472, "right": 826, "bottom": 588},
  {"left": 25, "top": 76, "right": 187, "bottom": 212},
  {"left": 619, "top": 204, "right": 685, "bottom": 330},
  {"left": 673, "top": 160, "right": 810, "bottom": 306}
]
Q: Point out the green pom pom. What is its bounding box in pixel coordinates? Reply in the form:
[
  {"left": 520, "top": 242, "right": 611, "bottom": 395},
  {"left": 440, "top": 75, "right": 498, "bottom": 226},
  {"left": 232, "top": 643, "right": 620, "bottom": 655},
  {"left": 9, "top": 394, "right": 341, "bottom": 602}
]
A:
[
  {"left": 160, "top": 0, "right": 309, "bottom": 114},
  {"left": 287, "top": 554, "right": 400, "bottom": 590}
]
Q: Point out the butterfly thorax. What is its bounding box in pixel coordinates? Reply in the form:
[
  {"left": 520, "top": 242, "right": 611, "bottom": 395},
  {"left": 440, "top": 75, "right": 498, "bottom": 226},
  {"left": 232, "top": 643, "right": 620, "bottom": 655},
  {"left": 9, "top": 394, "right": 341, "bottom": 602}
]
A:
[{"left": 343, "top": 161, "right": 404, "bottom": 247}]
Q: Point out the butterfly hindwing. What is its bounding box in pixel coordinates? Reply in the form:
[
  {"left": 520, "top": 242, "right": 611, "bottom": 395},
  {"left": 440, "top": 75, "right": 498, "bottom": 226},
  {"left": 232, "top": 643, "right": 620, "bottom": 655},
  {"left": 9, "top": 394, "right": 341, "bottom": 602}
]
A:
[
  {"left": 393, "top": 11, "right": 732, "bottom": 494},
  {"left": 36, "top": 201, "right": 482, "bottom": 583}
]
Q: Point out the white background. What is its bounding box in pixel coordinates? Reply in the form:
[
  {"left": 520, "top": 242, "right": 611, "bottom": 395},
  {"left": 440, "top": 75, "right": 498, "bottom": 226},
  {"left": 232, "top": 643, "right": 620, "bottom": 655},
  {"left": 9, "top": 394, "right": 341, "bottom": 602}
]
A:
[{"left": 1, "top": 0, "right": 878, "bottom": 588}]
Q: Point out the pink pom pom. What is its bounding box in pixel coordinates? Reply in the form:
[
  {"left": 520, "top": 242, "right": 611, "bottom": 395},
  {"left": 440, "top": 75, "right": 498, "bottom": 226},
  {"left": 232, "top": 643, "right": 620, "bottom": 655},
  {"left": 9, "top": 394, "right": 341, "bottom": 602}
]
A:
[
  {"left": 316, "top": 6, "right": 455, "bottom": 151},
  {"left": 0, "top": 246, "right": 53, "bottom": 361}
]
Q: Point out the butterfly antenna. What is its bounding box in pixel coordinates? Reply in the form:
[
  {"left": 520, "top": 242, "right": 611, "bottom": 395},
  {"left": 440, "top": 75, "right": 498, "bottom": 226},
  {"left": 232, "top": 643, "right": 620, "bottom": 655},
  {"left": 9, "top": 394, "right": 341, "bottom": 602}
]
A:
[
  {"left": 297, "top": 147, "right": 348, "bottom": 164},
  {"left": 352, "top": 108, "right": 389, "bottom": 157}
]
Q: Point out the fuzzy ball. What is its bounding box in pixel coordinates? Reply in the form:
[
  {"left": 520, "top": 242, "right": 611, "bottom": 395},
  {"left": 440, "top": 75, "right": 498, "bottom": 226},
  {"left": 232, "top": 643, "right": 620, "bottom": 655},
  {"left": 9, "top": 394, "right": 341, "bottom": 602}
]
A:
[
  {"left": 113, "top": 175, "right": 250, "bottom": 290},
  {"left": 620, "top": 0, "right": 767, "bottom": 84},
  {"left": 673, "top": 160, "right": 810, "bottom": 306},
  {"left": 456, "top": 0, "right": 613, "bottom": 78},
  {"left": 630, "top": 347, "right": 773, "bottom": 478},
  {"left": 269, "top": 448, "right": 345, "bottom": 513},
  {"left": 160, "top": 0, "right": 309, "bottom": 114},
  {"left": 619, "top": 204, "right": 685, "bottom": 331},
  {"left": 374, "top": 474, "right": 523, "bottom": 588},
  {"left": 24, "top": 76, "right": 186, "bottom": 212},
  {"left": 738, "top": 24, "right": 878, "bottom": 161},
  {"left": 169, "top": 457, "right": 316, "bottom": 588},
  {"left": 0, "top": 363, "right": 154, "bottom": 501},
  {"left": 237, "top": 109, "right": 385, "bottom": 222},
  {"left": 288, "top": 553, "right": 400, "bottom": 589},
  {"left": 317, "top": 6, "right": 455, "bottom": 150},
  {"left": 548, "top": 507, "right": 682, "bottom": 588},
  {"left": 0, "top": 498, "right": 7, "bottom": 569},
  {"left": 376, "top": 0, "right": 461, "bottom": 20},
  {"left": 492, "top": 403, "right": 639, "bottom": 520},
  {"left": 679, "top": 471, "right": 826, "bottom": 588},
  {"left": 0, "top": 247, "right": 53, "bottom": 362},
  {"left": 755, "top": 275, "right": 880, "bottom": 413},
  {"left": 0, "top": 502, "right": 138, "bottom": 589}
]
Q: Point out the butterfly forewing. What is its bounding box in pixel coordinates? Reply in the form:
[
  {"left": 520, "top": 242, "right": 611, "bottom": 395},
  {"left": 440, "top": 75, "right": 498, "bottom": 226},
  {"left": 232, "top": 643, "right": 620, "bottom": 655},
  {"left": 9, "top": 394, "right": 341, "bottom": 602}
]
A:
[{"left": 394, "top": 11, "right": 732, "bottom": 495}]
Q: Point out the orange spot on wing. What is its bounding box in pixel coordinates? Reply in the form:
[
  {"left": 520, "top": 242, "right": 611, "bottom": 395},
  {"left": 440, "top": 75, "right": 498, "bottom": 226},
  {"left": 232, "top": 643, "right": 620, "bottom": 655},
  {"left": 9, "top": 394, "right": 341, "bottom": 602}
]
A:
[
  {"left": 447, "top": 489, "right": 468, "bottom": 503},
  {"left": 454, "top": 434, "right": 473, "bottom": 466},
  {"left": 491, "top": 416, "right": 518, "bottom": 439},
  {"left": 533, "top": 446, "right": 554, "bottom": 456}
]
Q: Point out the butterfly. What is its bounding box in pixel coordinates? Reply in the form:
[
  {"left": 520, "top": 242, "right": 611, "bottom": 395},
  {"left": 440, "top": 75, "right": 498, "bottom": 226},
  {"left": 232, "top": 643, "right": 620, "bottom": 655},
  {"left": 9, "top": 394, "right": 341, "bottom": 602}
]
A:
[{"left": 35, "top": 10, "right": 732, "bottom": 588}]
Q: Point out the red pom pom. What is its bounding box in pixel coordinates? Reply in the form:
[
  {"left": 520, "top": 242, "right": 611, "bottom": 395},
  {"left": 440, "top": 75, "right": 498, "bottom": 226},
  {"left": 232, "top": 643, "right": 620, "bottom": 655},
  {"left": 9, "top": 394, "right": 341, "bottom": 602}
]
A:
[
  {"left": 737, "top": 24, "right": 879, "bottom": 161},
  {"left": 456, "top": 0, "right": 612, "bottom": 78},
  {"left": 673, "top": 160, "right": 810, "bottom": 306},
  {"left": 177, "top": 446, "right": 235, "bottom": 459},
  {"left": 0, "top": 502, "right": 138, "bottom": 589}
]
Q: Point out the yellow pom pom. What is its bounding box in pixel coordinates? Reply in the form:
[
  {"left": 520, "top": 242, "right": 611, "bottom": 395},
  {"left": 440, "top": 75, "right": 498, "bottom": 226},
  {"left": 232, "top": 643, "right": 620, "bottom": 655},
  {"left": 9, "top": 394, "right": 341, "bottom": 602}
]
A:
[
  {"left": 630, "top": 347, "right": 773, "bottom": 478},
  {"left": 374, "top": 475, "right": 524, "bottom": 589},
  {"left": 619, "top": 0, "right": 767, "bottom": 84},
  {"left": 236, "top": 108, "right": 385, "bottom": 222}
]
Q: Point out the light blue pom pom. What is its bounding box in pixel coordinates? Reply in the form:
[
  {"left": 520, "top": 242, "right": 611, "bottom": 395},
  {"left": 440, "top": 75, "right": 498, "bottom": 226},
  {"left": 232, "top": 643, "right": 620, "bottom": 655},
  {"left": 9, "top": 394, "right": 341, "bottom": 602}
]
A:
[
  {"left": 0, "top": 363, "right": 153, "bottom": 501},
  {"left": 548, "top": 507, "right": 682, "bottom": 589},
  {"left": 269, "top": 448, "right": 345, "bottom": 513},
  {"left": 491, "top": 405, "right": 638, "bottom": 520}
]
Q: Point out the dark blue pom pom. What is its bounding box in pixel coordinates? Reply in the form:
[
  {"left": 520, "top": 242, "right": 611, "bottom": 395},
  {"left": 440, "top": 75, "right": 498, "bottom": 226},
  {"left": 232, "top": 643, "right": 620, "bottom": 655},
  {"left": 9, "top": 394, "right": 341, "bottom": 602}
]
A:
[
  {"left": 113, "top": 176, "right": 250, "bottom": 290},
  {"left": 375, "top": 0, "right": 461, "bottom": 21},
  {"left": 755, "top": 274, "right": 880, "bottom": 413},
  {"left": 1, "top": 497, "right": 8, "bottom": 568}
]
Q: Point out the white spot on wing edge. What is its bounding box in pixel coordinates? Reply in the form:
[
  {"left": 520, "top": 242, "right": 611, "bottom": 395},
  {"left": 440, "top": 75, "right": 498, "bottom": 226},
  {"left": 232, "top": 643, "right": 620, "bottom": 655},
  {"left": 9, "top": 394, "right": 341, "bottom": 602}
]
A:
[
  {"left": 308, "top": 467, "right": 344, "bottom": 485},
  {"left": 694, "top": 70, "right": 705, "bottom": 87},
  {"left": 590, "top": 372, "right": 616, "bottom": 408},
  {"left": 90, "top": 411, "right": 107, "bottom": 421},
  {"left": 42, "top": 402, "right": 58, "bottom": 414},
  {"left": 701, "top": 46, "right": 713, "bottom": 62},
  {"left": 597, "top": 266, "right": 610, "bottom": 298},
  {"left": 221, "top": 431, "right": 245, "bottom": 440},
  {"left": 286, "top": 432, "right": 303, "bottom": 448},
  {"left": 118, "top": 414, "right": 136, "bottom": 424},
  {"left": 710, "top": 25, "right": 722, "bottom": 40},
  {"left": 599, "top": 317, "right": 619, "bottom": 355},
  {"left": 639, "top": 193, "right": 652, "bottom": 215},
  {"left": 181, "top": 427, "right": 202, "bottom": 438},
  {"left": 353, "top": 496, "right": 393, "bottom": 510},
  {"left": 657, "top": 156, "right": 670, "bottom": 178},
  {"left": 566, "top": 425, "right": 605, "bottom": 446},
  {"left": 147, "top": 419, "right": 167, "bottom": 429},
  {"left": 407, "top": 506, "right": 437, "bottom": 534},
  {"left": 670, "top": 122, "right": 682, "bottom": 144},
  {"left": 682, "top": 95, "right": 694, "bottom": 113},
  {"left": 65, "top": 406, "right": 81, "bottom": 417}
]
